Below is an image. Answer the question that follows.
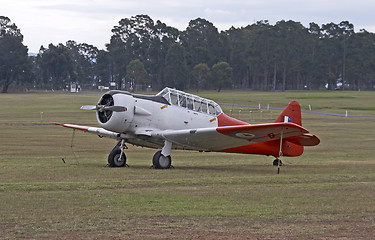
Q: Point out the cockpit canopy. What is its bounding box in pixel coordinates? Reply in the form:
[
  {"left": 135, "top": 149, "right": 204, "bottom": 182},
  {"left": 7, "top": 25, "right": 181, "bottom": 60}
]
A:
[{"left": 157, "top": 87, "right": 223, "bottom": 116}]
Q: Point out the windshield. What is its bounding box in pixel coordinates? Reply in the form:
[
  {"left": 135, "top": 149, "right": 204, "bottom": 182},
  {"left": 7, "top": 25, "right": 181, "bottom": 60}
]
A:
[{"left": 157, "top": 87, "right": 222, "bottom": 116}]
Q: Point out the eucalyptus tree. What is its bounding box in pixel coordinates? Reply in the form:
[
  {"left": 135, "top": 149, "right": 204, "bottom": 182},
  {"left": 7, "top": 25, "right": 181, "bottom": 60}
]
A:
[
  {"left": 0, "top": 16, "right": 31, "bottom": 93},
  {"left": 305, "top": 22, "right": 324, "bottom": 89},
  {"left": 244, "top": 20, "right": 274, "bottom": 90},
  {"left": 211, "top": 61, "right": 233, "bottom": 92},
  {"left": 273, "top": 20, "right": 309, "bottom": 90},
  {"left": 190, "top": 63, "right": 210, "bottom": 91},
  {"left": 148, "top": 20, "right": 180, "bottom": 89},
  {"left": 164, "top": 43, "right": 188, "bottom": 90},
  {"left": 126, "top": 59, "right": 149, "bottom": 89},
  {"left": 107, "top": 15, "right": 153, "bottom": 88},
  {"left": 346, "top": 29, "right": 375, "bottom": 90},
  {"left": 320, "top": 21, "right": 355, "bottom": 89},
  {"left": 66, "top": 40, "right": 99, "bottom": 87},
  {"left": 107, "top": 15, "right": 180, "bottom": 89},
  {"left": 95, "top": 50, "right": 112, "bottom": 87},
  {"left": 36, "top": 43, "right": 74, "bottom": 90},
  {"left": 223, "top": 27, "right": 250, "bottom": 89},
  {"left": 181, "top": 18, "right": 224, "bottom": 70}
]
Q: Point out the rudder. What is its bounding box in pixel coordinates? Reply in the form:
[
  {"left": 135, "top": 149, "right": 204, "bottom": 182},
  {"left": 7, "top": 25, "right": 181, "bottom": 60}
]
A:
[
  {"left": 274, "top": 101, "right": 304, "bottom": 156},
  {"left": 274, "top": 101, "right": 302, "bottom": 126}
]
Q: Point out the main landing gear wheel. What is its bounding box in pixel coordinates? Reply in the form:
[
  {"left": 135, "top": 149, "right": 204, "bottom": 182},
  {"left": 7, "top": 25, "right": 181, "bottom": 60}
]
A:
[
  {"left": 152, "top": 150, "right": 172, "bottom": 169},
  {"left": 108, "top": 148, "right": 127, "bottom": 167}
]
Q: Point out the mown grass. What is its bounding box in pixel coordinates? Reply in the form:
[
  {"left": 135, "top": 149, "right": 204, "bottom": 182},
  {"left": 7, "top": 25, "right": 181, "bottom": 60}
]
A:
[
  {"left": 0, "top": 90, "right": 375, "bottom": 239},
  {"left": 198, "top": 90, "right": 375, "bottom": 117}
]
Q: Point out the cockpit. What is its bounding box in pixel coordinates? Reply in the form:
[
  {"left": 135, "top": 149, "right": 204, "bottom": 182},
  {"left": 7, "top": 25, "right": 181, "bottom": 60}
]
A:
[{"left": 157, "top": 87, "right": 223, "bottom": 116}]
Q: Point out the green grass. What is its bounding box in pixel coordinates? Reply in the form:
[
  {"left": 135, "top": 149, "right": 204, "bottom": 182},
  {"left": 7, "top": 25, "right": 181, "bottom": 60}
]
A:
[
  {"left": 0, "top": 91, "right": 375, "bottom": 239},
  {"left": 198, "top": 90, "right": 375, "bottom": 117}
]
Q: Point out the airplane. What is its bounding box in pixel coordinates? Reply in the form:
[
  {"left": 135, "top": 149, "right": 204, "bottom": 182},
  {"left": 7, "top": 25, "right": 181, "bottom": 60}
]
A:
[{"left": 56, "top": 87, "right": 320, "bottom": 172}]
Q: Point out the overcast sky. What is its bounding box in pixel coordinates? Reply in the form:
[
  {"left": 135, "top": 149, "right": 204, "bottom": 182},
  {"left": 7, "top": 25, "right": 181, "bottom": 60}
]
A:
[{"left": 2, "top": 0, "right": 375, "bottom": 53}]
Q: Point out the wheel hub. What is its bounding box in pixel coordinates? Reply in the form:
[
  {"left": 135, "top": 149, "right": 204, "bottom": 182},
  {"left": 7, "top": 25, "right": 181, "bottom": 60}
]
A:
[{"left": 159, "top": 155, "right": 170, "bottom": 168}]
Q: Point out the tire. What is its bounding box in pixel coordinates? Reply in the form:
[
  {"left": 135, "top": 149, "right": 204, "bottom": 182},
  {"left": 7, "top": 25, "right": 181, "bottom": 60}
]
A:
[
  {"left": 273, "top": 159, "right": 282, "bottom": 166},
  {"left": 152, "top": 150, "right": 171, "bottom": 169},
  {"left": 108, "top": 149, "right": 126, "bottom": 167}
]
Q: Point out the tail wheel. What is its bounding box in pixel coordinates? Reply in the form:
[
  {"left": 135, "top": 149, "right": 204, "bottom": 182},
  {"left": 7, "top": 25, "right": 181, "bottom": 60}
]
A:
[
  {"left": 153, "top": 150, "right": 171, "bottom": 169},
  {"left": 108, "top": 148, "right": 126, "bottom": 167},
  {"left": 273, "top": 159, "right": 282, "bottom": 166}
]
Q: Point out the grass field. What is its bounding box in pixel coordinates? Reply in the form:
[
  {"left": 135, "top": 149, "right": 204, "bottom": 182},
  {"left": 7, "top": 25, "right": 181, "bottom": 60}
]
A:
[{"left": 0, "top": 90, "right": 375, "bottom": 239}]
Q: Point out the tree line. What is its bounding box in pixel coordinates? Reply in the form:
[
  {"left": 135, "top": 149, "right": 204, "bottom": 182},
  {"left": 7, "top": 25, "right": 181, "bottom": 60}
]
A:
[{"left": 1, "top": 15, "right": 375, "bottom": 93}]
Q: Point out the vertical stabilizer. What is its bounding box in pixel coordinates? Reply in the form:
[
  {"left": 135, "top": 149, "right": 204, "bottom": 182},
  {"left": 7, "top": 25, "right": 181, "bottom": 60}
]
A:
[{"left": 274, "top": 101, "right": 302, "bottom": 126}]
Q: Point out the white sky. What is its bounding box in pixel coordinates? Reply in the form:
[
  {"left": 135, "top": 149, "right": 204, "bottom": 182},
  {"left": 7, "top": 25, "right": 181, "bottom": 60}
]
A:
[{"left": 2, "top": 0, "right": 375, "bottom": 53}]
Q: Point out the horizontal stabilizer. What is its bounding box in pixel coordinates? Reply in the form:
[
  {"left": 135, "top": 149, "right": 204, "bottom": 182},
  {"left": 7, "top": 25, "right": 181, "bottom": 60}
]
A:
[{"left": 285, "top": 134, "right": 320, "bottom": 146}]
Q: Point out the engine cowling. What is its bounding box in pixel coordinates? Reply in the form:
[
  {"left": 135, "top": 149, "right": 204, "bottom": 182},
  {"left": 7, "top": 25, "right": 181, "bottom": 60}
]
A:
[{"left": 96, "top": 92, "right": 135, "bottom": 133}]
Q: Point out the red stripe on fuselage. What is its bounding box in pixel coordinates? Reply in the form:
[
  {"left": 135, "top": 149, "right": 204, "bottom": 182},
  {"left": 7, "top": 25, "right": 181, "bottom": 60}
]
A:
[{"left": 217, "top": 113, "right": 249, "bottom": 127}]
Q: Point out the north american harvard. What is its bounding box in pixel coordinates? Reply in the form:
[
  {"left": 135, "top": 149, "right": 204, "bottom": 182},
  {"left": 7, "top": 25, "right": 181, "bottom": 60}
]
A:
[{"left": 56, "top": 87, "right": 320, "bottom": 171}]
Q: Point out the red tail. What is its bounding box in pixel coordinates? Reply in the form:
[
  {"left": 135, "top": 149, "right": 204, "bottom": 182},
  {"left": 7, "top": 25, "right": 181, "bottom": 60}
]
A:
[
  {"left": 274, "top": 101, "right": 302, "bottom": 126},
  {"left": 274, "top": 101, "right": 304, "bottom": 157}
]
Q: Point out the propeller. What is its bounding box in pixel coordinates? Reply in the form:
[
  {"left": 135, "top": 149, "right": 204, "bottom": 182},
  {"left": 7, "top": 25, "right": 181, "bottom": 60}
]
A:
[{"left": 80, "top": 105, "right": 127, "bottom": 112}]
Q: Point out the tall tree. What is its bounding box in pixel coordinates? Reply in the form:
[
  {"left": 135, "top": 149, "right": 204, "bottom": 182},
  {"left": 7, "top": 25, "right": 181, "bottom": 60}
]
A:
[
  {"left": 346, "top": 29, "right": 375, "bottom": 89},
  {"left": 126, "top": 59, "right": 149, "bottom": 90},
  {"left": 164, "top": 43, "right": 188, "bottom": 90},
  {"left": 0, "top": 16, "right": 22, "bottom": 38},
  {"left": 36, "top": 43, "right": 74, "bottom": 90},
  {"left": 95, "top": 50, "right": 112, "bottom": 87},
  {"left": 211, "top": 61, "right": 233, "bottom": 92},
  {"left": 0, "top": 16, "right": 31, "bottom": 93},
  {"left": 66, "top": 40, "right": 99, "bottom": 87},
  {"left": 148, "top": 20, "right": 180, "bottom": 89},
  {"left": 223, "top": 27, "right": 250, "bottom": 89},
  {"left": 181, "top": 18, "right": 223, "bottom": 70},
  {"left": 319, "top": 21, "right": 355, "bottom": 89},
  {"left": 190, "top": 63, "right": 210, "bottom": 91},
  {"left": 107, "top": 15, "right": 180, "bottom": 89},
  {"left": 245, "top": 21, "right": 274, "bottom": 90},
  {"left": 273, "top": 20, "right": 309, "bottom": 90}
]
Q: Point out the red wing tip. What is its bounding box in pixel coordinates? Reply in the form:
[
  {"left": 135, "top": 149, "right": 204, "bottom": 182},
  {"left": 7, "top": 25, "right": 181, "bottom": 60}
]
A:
[{"left": 55, "top": 123, "right": 90, "bottom": 131}]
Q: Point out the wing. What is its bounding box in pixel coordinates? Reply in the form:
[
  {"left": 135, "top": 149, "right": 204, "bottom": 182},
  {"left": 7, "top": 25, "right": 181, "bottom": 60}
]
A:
[
  {"left": 56, "top": 122, "right": 319, "bottom": 152},
  {"left": 55, "top": 123, "right": 122, "bottom": 139},
  {"left": 155, "top": 122, "right": 318, "bottom": 151}
]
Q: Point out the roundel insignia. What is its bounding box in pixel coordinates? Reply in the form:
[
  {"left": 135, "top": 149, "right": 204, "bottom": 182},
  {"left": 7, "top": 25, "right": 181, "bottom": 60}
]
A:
[{"left": 232, "top": 131, "right": 257, "bottom": 139}]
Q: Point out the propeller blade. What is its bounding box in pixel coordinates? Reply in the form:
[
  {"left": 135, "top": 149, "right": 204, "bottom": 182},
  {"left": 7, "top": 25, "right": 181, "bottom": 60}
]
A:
[
  {"left": 80, "top": 105, "right": 97, "bottom": 110},
  {"left": 80, "top": 105, "right": 127, "bottom": 112},
  {"left": 103, "top": 106, "right": 127, "bottom": 112}
]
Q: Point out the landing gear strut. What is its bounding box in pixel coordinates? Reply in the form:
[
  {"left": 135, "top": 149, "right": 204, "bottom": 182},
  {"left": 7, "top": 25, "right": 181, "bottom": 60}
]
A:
[
  {"left": 275, "top": 130, "right": 284, "bottom": 174},
  {"left": 108, "top": 139, "right": 128, "bottom": 167}
]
